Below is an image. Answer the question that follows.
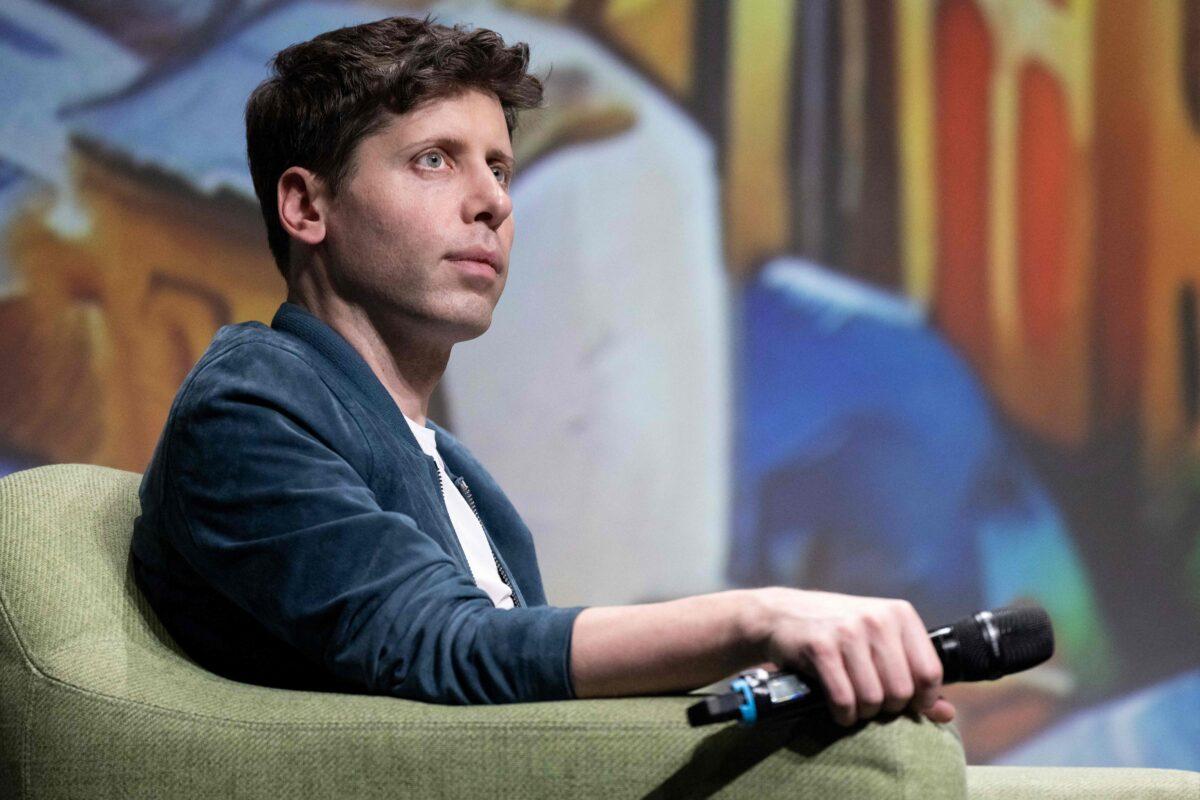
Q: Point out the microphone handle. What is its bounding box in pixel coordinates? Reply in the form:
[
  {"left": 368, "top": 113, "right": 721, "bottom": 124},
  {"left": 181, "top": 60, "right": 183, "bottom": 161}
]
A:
[{"left": 686, "top": 629, "right": 962, "bottom": 728}]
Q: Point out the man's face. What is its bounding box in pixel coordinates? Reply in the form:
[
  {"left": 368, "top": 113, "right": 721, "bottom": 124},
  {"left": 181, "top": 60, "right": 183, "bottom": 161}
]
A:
[{"left": 317, "top": 88, "right": 516, "bottom": 344}]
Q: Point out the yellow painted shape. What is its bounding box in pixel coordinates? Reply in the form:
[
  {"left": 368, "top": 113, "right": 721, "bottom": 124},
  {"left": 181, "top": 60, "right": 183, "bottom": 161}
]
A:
[
  {"left": 725, "top": 0, "right": 795, "bottom": 275},
  {"left": 497, "top": 0, "right": 573, "bottom": 16},
  {"left": 1140, "top": 0, "right": 1200, "bottom": 482},
  {"left": 896, "top": 0, "right": 936, "bottom": 308},
  {"left": 602, "top": 0, "right": 693, "bottom": 96}
]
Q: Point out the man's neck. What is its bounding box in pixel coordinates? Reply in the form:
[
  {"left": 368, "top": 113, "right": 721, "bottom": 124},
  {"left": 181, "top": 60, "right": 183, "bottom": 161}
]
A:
[{"left": 286, "top": 289, "right": 449, "bottom": 426}]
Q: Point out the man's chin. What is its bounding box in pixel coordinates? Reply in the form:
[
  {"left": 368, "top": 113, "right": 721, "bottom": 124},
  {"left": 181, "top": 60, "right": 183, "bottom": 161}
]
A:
[
  {"left": 452, "top": 322, "right": 490, "bottom": 343},
  {"left": 372, "top": 296, "right": 496, "bottom": 346},
  {"left": 440, "top": 310, "right": 494, "bottom": 343}
]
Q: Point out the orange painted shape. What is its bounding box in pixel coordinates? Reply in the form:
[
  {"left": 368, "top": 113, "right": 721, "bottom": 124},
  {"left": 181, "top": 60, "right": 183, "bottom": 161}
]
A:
[
  {"left": 934, "top": 0, "right": 993, "bottom": 370},
  {"left": 1017, "top": 63, "right": 1071, "bottom": 353}
]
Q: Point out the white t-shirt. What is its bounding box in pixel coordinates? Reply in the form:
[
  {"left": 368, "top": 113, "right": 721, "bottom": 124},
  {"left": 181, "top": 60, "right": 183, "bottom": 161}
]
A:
[{"left": 403, "top": 415, "right": 515, "bottom": 609}]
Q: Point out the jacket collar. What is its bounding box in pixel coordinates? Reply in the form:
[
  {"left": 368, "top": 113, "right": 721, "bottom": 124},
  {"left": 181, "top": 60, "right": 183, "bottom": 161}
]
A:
[{"left": 270, "top": 301, "right": 429, "bottom": 457}]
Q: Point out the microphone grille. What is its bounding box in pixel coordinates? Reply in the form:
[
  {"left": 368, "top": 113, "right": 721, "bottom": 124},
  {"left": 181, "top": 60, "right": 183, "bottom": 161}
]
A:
[
  {"left": 993, "top": 605, "right": 1054, "bottom": 673},
  {"left": 949, "top": 605, "right": 1054, "bottom": 680}
]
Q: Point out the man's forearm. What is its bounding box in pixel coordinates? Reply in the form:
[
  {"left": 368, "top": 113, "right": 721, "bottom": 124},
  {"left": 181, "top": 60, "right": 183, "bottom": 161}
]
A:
[{"left": 569, "top": 589, "right": 764, "bottom": 698}]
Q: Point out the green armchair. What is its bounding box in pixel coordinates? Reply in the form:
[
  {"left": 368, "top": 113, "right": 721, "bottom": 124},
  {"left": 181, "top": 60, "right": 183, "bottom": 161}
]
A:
[{"left": 1, "top": 464, "right": 1196, "bottom": 798}]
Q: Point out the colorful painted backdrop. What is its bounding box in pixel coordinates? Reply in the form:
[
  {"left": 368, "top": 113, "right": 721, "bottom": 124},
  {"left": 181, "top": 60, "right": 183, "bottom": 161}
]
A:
[{"left": 2, "top": 0, "right": 1197, "bottom": 769}]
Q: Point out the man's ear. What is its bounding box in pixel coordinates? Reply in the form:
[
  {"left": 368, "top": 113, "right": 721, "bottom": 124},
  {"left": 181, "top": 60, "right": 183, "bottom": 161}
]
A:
[{"left": 277, "top": 166, "right": 327, "bottom": 247}]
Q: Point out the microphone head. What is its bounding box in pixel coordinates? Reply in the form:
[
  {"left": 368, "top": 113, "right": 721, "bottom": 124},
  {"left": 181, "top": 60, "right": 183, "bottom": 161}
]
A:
[{"left": 950, "top": 605, "right": 1054, "bottom": 680}]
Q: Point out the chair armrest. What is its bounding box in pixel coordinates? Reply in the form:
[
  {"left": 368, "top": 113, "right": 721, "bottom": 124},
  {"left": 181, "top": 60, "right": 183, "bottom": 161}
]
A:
[{"left": 10, "top": 636, "right": 967, "bottom": 799}]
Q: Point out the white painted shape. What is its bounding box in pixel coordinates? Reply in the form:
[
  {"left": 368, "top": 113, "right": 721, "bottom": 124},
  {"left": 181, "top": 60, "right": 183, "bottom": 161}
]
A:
[{"left": 445, "top": 82, "right": 731, "bottom": 607}]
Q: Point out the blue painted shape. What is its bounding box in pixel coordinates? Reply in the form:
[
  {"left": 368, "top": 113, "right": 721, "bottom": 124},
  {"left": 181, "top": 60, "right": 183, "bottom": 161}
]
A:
[
  {"left": 994, "top": 669, "right": 1200, "bottom": 770},
  {"left": 0, "top": 0, "right": 141, "bottom": 185},
  {"left": 729, "top": 259, "right": 1099, "bottom": 640},
  {"left": 0, "top": 451, "right": 38, "bottom": 479},
  {"left": 65, "top": 1, "right": 401, "bottom": 199},
  {"left": 0, "top": 15, "right": 61, "bottom": 58}
]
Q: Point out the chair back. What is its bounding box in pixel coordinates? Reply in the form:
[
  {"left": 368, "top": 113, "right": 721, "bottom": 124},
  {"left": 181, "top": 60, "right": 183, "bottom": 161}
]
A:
[{"left": 0, "top": 464, "right": 185, "bottom": 682}]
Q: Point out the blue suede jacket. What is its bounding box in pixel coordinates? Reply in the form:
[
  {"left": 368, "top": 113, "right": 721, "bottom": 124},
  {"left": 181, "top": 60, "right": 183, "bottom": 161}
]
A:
[{"left": 131, "top": 302, "right": 585, "bottom": 704}]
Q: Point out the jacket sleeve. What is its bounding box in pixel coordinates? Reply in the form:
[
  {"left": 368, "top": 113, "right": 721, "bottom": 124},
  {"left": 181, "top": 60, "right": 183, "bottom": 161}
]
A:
[{"left": 160, "top": 340, "right": 585, "bottom": 704}]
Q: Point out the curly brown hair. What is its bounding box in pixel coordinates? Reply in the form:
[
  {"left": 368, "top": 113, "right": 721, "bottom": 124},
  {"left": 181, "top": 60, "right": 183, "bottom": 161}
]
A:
[{"left": 245, "top": 15, "right": 543, "bottom": 277}]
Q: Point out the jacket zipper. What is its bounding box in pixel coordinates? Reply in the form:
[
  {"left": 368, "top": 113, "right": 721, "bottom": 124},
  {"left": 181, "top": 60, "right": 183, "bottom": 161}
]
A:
[
  {"left": 437, "top": 468, "right": 521, "bottom": 607},
  {"left": 455, "top": 476, "right": 520, "bottom": 608}
]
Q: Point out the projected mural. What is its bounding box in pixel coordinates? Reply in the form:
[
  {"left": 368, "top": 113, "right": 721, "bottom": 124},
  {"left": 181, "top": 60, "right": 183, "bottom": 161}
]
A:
[{"left": 1, "top": 0, "right": 1197, "bottom": 769}]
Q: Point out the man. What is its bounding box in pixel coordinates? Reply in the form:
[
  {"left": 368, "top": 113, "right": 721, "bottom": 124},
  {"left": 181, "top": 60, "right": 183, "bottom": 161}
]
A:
[{"left": 132, "top": 15, "right": 954, "bottom": 727}]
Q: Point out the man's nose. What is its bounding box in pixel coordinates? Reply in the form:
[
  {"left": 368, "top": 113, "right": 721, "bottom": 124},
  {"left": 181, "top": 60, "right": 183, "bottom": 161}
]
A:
[{"left": 463, "top": 163, "right": 512, "bottom": 228}]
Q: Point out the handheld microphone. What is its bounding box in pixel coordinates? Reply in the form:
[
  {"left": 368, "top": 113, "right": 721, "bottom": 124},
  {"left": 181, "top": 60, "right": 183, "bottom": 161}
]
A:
[{"left": 686, "top": 604, "right": 1054, "bottom": 727}]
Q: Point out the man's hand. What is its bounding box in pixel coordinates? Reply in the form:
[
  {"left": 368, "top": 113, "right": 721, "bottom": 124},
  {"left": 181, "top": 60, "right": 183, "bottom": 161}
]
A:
[
  {"left": 744, "top": 587, "right": 955, "bottom": 726},
  {"left": 570, "top": 587, "right": 955, "bottom": 727}
]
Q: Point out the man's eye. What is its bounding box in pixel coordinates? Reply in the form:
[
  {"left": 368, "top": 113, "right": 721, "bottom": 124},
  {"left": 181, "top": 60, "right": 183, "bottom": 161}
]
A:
[
  {"left": 417, "top": 152, "right": 445, "bottom": 168},
  {"left": 492, "top": 165, "right": 511, "bottom": 186}
]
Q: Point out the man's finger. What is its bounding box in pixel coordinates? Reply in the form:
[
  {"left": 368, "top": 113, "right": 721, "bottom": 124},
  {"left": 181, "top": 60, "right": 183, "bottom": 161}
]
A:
[
  {"left": 869, "top": 616, "right": 914, "bottom": 714},
  {"left": 805, "top": 637, "right": 857, "bottom": 727},
  {"left": 922, "top": 696, "right": 956, "bottom": 723},
  {"left": 842, "top": 632, "right": 885, "bottom": 721},
  {"left": 898, "top": 602, "right": 943, "bottom": 712}
]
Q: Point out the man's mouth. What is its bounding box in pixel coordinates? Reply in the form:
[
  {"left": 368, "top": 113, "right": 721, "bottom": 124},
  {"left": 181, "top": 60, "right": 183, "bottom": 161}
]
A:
[{"left": 446, "top": 248, "right": 501, "bottom": 274}]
